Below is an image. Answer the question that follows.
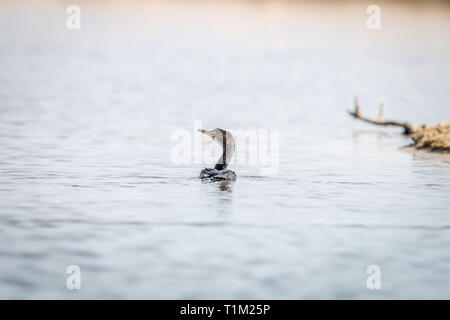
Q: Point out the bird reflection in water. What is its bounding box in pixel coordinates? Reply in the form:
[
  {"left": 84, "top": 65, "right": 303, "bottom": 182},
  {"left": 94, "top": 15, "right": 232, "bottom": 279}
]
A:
[
  {"left": 200, "top": 180, "right": 235, "bottom": 215},
  {"left": 201, "top": 179, "right": 234, "bottom": 193},
  {"left": 219, "top": 180, "right": 233, "bottom": 192}
]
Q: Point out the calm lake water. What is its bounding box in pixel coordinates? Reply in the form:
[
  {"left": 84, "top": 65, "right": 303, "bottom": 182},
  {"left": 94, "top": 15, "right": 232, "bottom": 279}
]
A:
[{"left": 0, "top": 0, "right": 449, "bottom": 299}]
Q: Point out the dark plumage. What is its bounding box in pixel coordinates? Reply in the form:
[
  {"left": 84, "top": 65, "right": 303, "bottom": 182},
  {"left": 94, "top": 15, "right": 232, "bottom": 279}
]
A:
[{"left": 198, "top": 128, "right": 236, "bottom": 181}]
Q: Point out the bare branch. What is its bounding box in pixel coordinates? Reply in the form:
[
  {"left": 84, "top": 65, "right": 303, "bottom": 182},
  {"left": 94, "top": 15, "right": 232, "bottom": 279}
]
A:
[
  {"left": 376, "top": 103, "right": 384, "bottom": 122},
  {"left": 348, "top": 97, "right": 417, "bottom": 135}
]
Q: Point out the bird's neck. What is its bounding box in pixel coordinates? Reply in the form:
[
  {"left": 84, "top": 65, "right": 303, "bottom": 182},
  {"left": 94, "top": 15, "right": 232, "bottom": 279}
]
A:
[
  {"left": 214, "top": 130, "right": 232, "bottom": 171},
  {"left": 214, "top": 162, "right": 227, "bottom": 170}
]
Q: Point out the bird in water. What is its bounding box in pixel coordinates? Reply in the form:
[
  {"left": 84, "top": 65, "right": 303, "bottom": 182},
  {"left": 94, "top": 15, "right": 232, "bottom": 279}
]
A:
[{"left": 198, "top": 128, "right": 237, "bottom": 181}]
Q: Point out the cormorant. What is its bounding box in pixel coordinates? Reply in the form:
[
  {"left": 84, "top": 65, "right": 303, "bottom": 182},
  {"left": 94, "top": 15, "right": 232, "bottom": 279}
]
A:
[{"left": 198, "top": 128, "right": 236, "bottom": 181}]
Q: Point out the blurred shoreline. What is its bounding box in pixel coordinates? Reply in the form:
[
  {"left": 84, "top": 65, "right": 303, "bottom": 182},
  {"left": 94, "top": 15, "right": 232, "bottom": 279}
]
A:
[{"left": 401, "top": 146, "right": 450, "bottom": 158}]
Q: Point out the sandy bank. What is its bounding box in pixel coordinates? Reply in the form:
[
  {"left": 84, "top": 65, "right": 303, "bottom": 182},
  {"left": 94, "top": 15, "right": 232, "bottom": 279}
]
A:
[
  {"left": 411, "top": 119, "right": 450, "bottom": 151},
  {"left": 400, "top": 145, "right": 450, "bottom": 160}
]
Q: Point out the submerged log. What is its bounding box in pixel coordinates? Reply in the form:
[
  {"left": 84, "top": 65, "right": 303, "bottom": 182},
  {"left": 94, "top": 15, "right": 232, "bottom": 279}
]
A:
[
  {"left": 348, "top": 97, "right": 450, "bottom": 152},
  {"left": 348, "top": 97, "right": 418, "bottom": 135}
]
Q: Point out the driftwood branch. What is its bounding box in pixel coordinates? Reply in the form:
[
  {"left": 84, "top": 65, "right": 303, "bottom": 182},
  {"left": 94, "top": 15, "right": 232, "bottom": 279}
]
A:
[{"left": 348, "top": 97, "right": 417, "bottom": 135}]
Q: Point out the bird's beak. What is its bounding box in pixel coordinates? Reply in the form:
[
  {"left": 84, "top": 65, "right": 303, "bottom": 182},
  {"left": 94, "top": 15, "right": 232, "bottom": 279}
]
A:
[{"left": 198, "top": 129, "right": 216, "bottom": 140}]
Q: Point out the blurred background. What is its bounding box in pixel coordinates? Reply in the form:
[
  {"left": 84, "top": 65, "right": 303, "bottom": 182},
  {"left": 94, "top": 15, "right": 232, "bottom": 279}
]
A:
[{"left": 0, "top": 0, "right": 449, "bottom": 299}]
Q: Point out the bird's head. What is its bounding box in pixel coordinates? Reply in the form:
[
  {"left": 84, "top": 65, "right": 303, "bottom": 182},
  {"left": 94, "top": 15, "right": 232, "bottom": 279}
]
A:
[
  {"left": 198, "top": 128, "right": 235, "bottom": 169},
  {"left": 198, "top": 128, "right": 225, "bottom": 144}
]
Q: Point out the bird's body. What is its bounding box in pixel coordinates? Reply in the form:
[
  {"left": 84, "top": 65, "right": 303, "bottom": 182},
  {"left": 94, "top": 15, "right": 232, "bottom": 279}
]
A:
[
  {"left": 199, "top": 168, "right": 237, "bottom": 181},
  {"left": 198, "top": 128, "right": 237, "bottom": 181}
]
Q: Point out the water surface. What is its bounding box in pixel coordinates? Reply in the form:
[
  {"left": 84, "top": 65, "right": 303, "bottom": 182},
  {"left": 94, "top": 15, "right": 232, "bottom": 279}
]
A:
[{"left": 0, "top": 0, "right": 449, "bottom": 299}]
